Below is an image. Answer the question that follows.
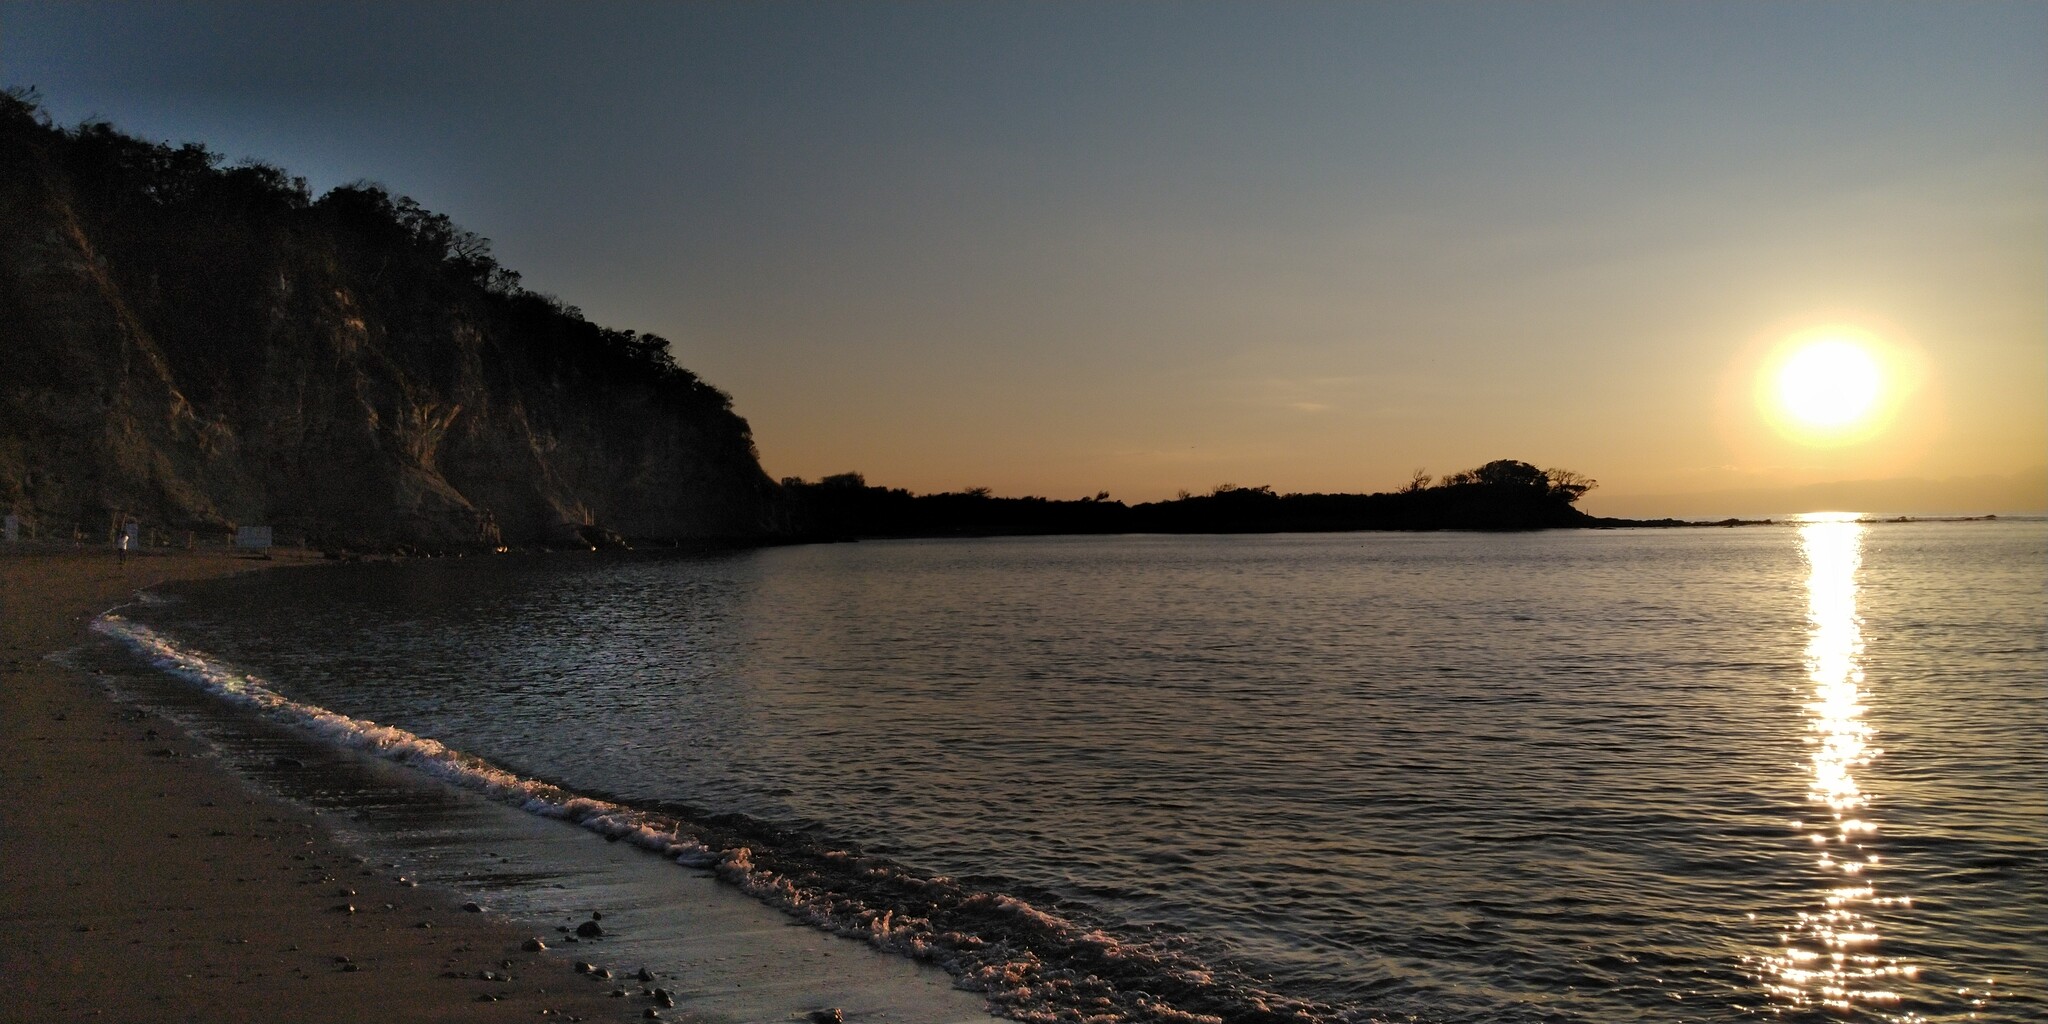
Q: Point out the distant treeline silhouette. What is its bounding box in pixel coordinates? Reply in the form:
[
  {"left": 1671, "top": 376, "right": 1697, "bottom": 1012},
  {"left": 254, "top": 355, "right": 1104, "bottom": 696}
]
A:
[
  {"left": 0, "top": 89, "right": 1643, "bottom": 550},
  {"left": 782, "top": 459, "right": 1601, "bottom": 539}
]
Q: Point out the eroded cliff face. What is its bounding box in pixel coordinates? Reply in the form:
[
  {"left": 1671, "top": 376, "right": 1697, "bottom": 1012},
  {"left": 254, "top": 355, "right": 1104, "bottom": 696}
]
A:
[{"left": 1, "top": 100, "right": 779, "bottom": 550}]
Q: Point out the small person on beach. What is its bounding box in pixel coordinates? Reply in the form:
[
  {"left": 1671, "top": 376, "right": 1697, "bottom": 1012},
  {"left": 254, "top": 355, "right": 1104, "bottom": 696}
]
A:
[{"left": 117, "top": 527, "right": 130, "bottom": 565}]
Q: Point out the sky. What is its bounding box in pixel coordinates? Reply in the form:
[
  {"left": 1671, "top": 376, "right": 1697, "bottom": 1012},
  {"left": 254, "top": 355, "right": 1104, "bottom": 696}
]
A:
[{"left": 5, "top": 1, "right": 2044, "bottom": 516}]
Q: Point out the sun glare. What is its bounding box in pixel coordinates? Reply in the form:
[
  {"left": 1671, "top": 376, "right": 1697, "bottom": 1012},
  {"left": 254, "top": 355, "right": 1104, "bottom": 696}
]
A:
[
  {"left": 1777, "top": 340, "right": 1881, "bottom": 428},
  {"left": 1756, "top": 327, "right": 1906, "bottom": 448}
]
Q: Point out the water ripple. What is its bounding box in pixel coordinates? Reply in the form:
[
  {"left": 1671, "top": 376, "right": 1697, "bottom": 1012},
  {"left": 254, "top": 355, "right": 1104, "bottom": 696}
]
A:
[{"left": 125, "top": 525, "right": 2046, "bottom": 1023}]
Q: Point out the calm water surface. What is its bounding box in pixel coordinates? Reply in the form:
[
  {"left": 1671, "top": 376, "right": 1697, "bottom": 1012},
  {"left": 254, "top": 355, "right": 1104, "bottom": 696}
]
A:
[{"left": 125, "top": 522, "right": 2046, "bottom": 1023}]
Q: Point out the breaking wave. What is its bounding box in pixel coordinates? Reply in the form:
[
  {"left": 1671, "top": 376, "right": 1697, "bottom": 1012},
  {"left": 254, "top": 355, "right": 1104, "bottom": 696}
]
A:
[{"left": 93, "top": 611, "right": 1337, "bottom": 1024}]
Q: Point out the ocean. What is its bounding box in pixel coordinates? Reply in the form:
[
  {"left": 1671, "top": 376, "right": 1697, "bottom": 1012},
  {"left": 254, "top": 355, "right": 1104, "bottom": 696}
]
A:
[{"left": 91, "top": 519, "right": 2045, "bottom": 1023}]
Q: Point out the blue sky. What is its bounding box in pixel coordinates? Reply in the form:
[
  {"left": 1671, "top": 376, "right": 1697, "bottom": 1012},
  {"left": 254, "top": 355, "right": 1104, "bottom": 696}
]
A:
[{"left": 7, "top": 1, "right": 2044, "bottom": 513}]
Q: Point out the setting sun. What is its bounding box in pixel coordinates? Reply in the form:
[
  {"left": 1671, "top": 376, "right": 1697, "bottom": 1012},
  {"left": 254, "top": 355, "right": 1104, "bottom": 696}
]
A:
[
  {"left": 1756, "top": 327, "right": 1911, "bottom": 448},
  {"left": 3, "top": 8, "right": 2045, "bottom": 1024},
  {"left": 1777, "top": 338, "right": 1883, "bottom": 429}
]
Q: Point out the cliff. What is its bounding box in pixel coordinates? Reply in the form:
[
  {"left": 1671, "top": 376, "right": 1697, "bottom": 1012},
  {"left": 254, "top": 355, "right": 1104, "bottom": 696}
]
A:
[{"left": 0, "top": 94, "right": 779, "bottom": 550}]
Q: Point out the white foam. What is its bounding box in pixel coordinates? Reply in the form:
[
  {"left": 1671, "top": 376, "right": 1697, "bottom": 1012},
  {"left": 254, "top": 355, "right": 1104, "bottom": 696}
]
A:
[
  {"left": 90, "top": 611, "right": 1255, "bottom": 1024},
  {"left": 91, "top": 612, "right": 1027, "bottom": 940},
  {"left": 91, "top": 614, "right": 723, "bottom": 867}
]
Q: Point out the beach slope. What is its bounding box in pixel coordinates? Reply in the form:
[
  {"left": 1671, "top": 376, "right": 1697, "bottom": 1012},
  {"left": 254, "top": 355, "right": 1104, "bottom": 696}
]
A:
[{"left": 0, "top": 549, "right": 994, "bottom": 1024}]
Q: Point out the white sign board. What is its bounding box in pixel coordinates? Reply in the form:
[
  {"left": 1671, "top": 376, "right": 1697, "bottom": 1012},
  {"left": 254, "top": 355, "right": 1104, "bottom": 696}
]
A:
[
  {"left": 123, "top": 522, "right": 141, "bottom": 544},
  {"left": 3, "top": 515, "right": 17, "bottom": 542},
  {"left": 234, "top": 525, "right": 273, "bottom": 549}
]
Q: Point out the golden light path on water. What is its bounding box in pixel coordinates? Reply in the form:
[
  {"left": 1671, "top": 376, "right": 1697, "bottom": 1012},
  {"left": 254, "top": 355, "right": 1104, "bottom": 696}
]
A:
[{"left": 1759, "top": 513, "right": 1920, "bottom": 1019}]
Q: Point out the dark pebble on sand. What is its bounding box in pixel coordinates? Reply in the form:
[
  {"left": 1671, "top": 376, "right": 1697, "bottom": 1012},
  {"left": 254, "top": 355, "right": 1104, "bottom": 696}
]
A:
[
  {"left": 654, "top": 989, "right": 675, "bottom": 1008},
  {"left": 643, "top": 1010, "right": 660, "bottom": 1020},
  {"left": 635, "top": 967, "right": 654, "bottom": 982},
  {"left": 334, "top": 904, "right": 356, "bottom": 914},
  {"left": 522, "top": 938, "right": 548, "bottom": 952},
  {"left": 462, "top": 901, "right": 484, "bottom": 912},
  {"left": 809, "top": 1010, "right": 844, "bottom": 1024},
  {"left": 575, "top": 920, "right": 603, "bottom": 938}
]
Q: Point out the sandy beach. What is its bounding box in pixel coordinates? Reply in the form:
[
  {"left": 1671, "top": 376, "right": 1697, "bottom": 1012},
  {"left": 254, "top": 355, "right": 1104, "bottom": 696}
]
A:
[
  {"left": 0, "top": 547, "right": 994, "bottom": 1024},
  {"left": 0, "top": 548, "right": 650, "bottom": 1022}
]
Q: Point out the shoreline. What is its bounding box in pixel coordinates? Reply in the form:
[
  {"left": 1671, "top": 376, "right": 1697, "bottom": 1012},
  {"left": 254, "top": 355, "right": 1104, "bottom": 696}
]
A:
[
  {"left": 0, "top": 548, "right": 993, "bottom": 1024},
  {"left": 1, "top": 548, "right": 646, "bottom": 1022}
]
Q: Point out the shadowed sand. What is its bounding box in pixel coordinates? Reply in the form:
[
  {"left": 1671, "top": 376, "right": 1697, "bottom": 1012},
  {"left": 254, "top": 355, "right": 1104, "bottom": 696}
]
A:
[{"left": 0, "top": 548, "right": 996, "bottom": 1024}]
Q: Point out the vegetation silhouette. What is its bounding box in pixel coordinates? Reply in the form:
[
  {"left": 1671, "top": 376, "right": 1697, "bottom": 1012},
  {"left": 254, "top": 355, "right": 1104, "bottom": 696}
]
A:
[
  {"left": 1, "top": 90, "right": 1675, "bottom": 550},
  {"left": 1, "top": 89, "right": 772, "bottom": 550},
  {"left": 783, "top": 459, "right": 1606, "bottom": 540}
]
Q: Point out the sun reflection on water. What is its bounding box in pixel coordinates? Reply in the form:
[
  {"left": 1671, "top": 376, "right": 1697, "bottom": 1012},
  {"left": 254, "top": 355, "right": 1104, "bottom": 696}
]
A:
[{"left": 1758, "top": 513, "right": 1922, "bottom": 1020}]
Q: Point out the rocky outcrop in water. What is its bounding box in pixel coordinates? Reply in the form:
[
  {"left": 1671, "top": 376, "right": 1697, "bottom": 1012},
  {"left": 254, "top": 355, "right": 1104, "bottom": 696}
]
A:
[{"left": 0, "top": 93, "right": 778, "bottom": 550}]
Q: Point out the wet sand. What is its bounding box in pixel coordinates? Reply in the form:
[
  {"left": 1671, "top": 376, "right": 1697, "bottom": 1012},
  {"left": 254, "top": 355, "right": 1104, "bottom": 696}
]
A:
[
  {"left": 0, "top": 548, "right": 995, "bottom": 1024},
  {"left": 0, "top": 548, "right": 643, "bottom": 1022}
]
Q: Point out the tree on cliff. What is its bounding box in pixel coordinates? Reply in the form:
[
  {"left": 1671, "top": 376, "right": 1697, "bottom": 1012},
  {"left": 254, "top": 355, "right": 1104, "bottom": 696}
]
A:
[
  {"left": 0, "top": 90, "right": 775, "bottom": 549},
  {"left": 1440, "top": 459, "right": 1595, "bottom": 501}
]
